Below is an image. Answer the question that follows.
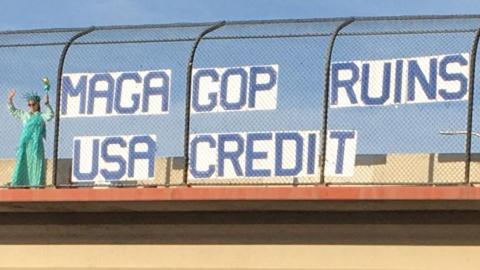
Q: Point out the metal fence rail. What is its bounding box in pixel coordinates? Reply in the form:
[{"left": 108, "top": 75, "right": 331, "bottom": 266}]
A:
[{"left": 0, "top": 15, "right": 479, "bottom": 188}]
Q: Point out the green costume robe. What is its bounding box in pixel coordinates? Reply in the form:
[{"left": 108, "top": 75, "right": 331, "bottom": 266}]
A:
[{"left": 8, "top": 103, "right": 54, "bottom": 187}]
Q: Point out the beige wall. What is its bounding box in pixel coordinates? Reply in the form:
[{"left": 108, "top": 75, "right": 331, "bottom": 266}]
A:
[
  {"left": 327, "top": 153, "right": 467, "bottom": 184},
  {"left": 1, "top": 244, "right": 479, "bottom": 270},
  {"left": 0, "top": 222, "right": 479, "bottom": 269}
]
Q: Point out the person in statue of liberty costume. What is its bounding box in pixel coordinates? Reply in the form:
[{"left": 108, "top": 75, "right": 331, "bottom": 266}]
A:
[{"left": 7, "top": 88, "right": 53, "bottom": 187}]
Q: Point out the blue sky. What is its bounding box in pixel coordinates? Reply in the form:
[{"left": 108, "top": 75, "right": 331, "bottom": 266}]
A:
[{"left": 1, "top": 0, "right": 480, "bottom": 31}]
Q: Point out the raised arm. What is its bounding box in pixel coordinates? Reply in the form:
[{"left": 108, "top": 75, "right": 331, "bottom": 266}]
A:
[
  {"left": 41, "top": 94, "right": 54, "bottom": 122},
  {"left": 7, "top": 89, "right": 26, "bottom": 121}
]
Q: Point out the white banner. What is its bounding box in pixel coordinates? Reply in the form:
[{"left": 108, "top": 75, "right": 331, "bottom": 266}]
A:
[
  {"left": 191, "top": 64, "right": 279, "bottom": 113},
  {"left": 61, "top": 70, "right": 171, "bottom": 117},
  {"left": 188, "top": 130, "right": 357, "bottom": 180},
  {"left": 330, "top": 53, "right": 469, "bottom": 108},
  {"left": 324, "top": 130, "right": 357, "bottom": 177},
  {"left": 72, "top": 134, "right": 157, "bottom": 183}
]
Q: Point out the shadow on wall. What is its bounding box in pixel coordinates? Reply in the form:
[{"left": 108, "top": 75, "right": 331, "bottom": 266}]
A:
[{"left": 0, "top": 211, "right": 480, "bottom": 245}]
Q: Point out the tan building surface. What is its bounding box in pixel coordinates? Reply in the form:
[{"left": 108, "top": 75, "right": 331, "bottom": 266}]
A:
[
  {"left": 0, "top": 211, "right": 479, "bottom": 269},
  {"left": 0, "top": 186, "right": 476, "bottom": 269},
  {"left": 0, "top": 155, "right": 479, "bottom": 269}
]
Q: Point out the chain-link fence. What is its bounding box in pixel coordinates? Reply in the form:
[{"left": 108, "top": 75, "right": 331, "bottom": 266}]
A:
[{"left": 1, "top": 15, "right": 480, "bottom": 188}]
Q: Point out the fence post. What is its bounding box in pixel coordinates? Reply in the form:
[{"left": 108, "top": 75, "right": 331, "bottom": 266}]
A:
[
  {"left": 464, "top": 27, "right": 480, "bottom": 185},
  {"left": 52, "top": 26, "right": 96, "bottom": 187},
  {"left": 182, "top": 21, "right": 226, "bottom": 185},
  {"left": 319, "top": 18, "right": 355, "bottom": 184}
]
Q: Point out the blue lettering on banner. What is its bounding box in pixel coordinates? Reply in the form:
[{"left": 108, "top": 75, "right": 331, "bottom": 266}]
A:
[
  {"left": 188, "top": 130, "right": 357, "bottom": 180},
  {"left": 191, "top": 65, "right": 279, "bottom": 113},
  {"left": 72, "top": 134, "right": 157, "bottom": 182},
  {"left": 330, "top": 53, "right": 469, "bottom": 107},
  {"left": 325, "top": 131, "right": 357, "bottom": 176},
  {"left": 61, "top": 70, "right": 171, "bottom": 117}
]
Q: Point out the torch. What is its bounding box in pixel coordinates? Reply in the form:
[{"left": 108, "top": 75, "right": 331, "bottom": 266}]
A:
[{"left": 42, "top": 77, "right": 50, "bottom": 93}]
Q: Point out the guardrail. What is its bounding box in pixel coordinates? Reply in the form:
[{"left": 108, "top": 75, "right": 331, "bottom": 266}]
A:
[{"left": 1, "top": 15, "right": 480, "bottom": 188}]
